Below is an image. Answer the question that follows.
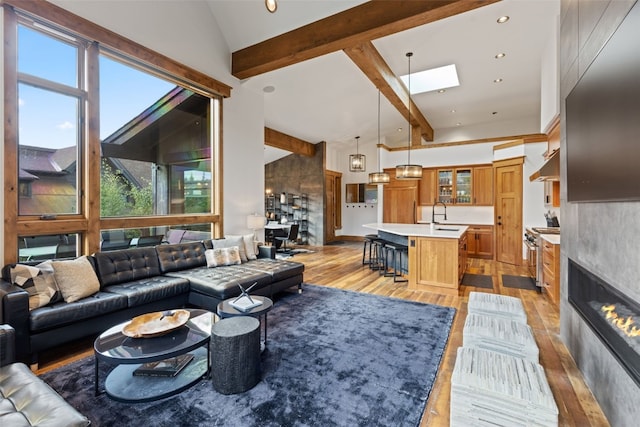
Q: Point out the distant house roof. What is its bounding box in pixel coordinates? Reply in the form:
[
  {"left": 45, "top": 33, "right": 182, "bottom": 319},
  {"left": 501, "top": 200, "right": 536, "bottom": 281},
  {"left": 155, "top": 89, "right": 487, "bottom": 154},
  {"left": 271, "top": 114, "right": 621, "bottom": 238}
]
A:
[
  {"left": 52, "top": 146, "right": 77, "bottom": 171},
  {"left": 19, "top": 145, "right": 65, "bottom": 176}
]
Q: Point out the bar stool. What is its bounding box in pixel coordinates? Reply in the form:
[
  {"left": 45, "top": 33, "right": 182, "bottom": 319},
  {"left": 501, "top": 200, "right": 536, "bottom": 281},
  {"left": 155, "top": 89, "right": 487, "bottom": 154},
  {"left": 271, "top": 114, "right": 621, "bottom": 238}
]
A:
[
  {"left": 383, "top": 242, "right": 408, "bottom": 282},
  {"left": 362, "top": 234, "right": 379, "bottom": 266},
  {"left": 370, "top": 238, "right": 387, "bottom": 271}
]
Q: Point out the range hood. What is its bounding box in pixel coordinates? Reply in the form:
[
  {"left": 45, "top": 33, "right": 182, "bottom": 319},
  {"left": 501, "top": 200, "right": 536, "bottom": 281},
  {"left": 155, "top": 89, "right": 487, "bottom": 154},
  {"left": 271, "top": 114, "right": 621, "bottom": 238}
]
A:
[{"left": 529, "top": 150, "right": 560, "bottom": 182}]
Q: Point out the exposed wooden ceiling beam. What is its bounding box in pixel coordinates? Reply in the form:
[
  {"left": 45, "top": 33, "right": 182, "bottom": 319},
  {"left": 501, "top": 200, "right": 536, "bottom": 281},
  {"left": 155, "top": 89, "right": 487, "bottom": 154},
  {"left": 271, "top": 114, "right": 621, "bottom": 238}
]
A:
[
  {"left": 344, "top": 41, "right": 434, "bottom": 142},
  {"left": 265, "top": 127, "right": 316, "bottom": 157},
  {"left": 232, "top": 0, "right": 499, "bottom": 80}
]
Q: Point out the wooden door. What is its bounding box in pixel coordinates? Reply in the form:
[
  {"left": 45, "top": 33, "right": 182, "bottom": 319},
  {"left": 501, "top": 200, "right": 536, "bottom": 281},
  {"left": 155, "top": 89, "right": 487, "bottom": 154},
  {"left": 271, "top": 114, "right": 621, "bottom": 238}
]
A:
[
  {"left": 494, "top": 158, "right": 523, "bottom": 265},
  {"left": 383, "top": 186, "right": 418, "bottom": 223},
  {"left": 324, "top": 170, "right": 342, "bottom": 243}
]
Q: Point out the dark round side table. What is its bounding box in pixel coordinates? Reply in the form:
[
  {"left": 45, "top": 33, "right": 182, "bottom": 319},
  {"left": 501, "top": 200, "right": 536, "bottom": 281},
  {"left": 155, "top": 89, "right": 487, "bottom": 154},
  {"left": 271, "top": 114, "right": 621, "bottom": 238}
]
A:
[{"left": 217, "top": 296, "right": 273, "bottom": 349}]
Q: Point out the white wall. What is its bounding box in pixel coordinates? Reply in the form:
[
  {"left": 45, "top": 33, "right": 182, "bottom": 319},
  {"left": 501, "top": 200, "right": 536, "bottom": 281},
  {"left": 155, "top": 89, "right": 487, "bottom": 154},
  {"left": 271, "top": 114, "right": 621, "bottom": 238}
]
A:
[
  {"left": 540, "top": 12, "right": 560, "bottom": 133},
  {"left": 331, "top": 138, "right": 379, "bottom": 236}
]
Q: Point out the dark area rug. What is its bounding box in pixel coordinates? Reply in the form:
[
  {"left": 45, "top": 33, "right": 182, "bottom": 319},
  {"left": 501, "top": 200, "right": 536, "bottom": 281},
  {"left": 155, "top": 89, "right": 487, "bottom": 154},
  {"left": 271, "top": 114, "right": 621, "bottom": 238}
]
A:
[
  {"left": 502, "top": 274, "right": 537, "bottom": 290},
  {"left": 40, "top": 284, "right": 455, "bottom": 427},
  {"left": 461, "top": 273, "right": 493, "bottom": 289}
]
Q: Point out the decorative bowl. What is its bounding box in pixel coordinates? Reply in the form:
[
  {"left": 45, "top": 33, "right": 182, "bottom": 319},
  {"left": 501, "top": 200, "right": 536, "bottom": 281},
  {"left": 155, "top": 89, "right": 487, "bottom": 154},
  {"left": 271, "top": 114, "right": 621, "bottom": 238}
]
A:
[{"left": 122, "top": 309, "right": 190, "bottom": 338}]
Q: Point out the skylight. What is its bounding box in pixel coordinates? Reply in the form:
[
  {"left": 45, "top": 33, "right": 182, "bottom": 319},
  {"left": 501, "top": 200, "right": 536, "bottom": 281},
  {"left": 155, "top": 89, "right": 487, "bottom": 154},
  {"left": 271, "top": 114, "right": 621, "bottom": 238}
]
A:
[{"left": 400, "top": 64, "right": 460, "bottom": 95}]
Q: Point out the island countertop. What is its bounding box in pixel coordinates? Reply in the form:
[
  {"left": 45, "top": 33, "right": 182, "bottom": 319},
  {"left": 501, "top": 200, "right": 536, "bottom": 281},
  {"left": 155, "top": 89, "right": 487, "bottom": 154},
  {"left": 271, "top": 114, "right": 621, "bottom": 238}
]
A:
[{"left": 363, "top": 222, "right": 468, "bottom": 239}]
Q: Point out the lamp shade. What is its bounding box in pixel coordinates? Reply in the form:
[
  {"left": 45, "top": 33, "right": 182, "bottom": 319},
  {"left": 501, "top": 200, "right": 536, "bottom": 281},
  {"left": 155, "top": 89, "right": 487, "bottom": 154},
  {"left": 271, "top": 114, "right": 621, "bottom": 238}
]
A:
[
  {"left": 349, "top": 154, "right": 366, "bottom": 172},
  {"left": 396, "top": 164, "right": 423, "bottom": 180},
  {"left": 369, "top": 171, "right": 390, "bottom": 184}
]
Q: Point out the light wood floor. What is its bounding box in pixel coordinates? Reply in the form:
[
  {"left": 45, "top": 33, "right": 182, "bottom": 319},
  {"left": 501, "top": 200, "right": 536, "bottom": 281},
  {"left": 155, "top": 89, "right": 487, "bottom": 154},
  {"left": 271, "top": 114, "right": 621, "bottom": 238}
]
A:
[{"left": 35, "top": 242, "right": 610, "bottom": 426}]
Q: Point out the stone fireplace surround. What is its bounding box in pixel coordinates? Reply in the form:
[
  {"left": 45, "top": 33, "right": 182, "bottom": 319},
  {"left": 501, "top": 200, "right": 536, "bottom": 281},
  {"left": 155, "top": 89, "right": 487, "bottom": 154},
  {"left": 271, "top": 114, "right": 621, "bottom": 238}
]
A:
[{"left": 568, "top": 259, "right": 640, "bottom": 388}]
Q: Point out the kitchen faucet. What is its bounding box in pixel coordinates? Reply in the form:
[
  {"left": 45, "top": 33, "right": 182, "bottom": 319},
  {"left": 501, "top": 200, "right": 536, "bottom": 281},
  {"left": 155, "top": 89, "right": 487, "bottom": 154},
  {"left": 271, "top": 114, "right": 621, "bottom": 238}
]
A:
[{"left": 432, "top": 201, "right": 447, "bottom": 224}]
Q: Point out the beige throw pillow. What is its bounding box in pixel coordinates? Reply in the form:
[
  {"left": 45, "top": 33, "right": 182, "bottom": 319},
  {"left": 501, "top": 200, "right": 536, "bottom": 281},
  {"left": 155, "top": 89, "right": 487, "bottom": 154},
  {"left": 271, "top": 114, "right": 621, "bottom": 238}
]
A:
[
  {"left": 243, "top": 233, "right": 258, "bottom": 260},
  {"left": 205, "top": 247, "right": 242, "bottom": 267},
  {"left": 51, "top": 256, "right": 101, "bottom": 303},
  {"left": 213, "top": 236, "right": 247, "bottom": 262}
]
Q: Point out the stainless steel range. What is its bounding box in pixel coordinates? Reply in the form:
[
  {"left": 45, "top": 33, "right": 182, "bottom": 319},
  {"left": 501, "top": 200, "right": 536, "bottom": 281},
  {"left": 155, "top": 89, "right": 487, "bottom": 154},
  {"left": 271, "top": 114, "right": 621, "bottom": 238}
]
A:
[{"left": 524, "top": 227, "right": 560, "bottom": 288}]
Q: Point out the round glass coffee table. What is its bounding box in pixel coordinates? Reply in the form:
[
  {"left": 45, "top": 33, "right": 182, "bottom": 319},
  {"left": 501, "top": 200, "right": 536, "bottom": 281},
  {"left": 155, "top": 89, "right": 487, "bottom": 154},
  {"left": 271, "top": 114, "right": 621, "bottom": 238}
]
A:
[
  {"left": 94, "top": 309, "right": 212, "bottom": 403},
  {"left": 217, "top": 296, "right": 273, "bottom": 349}
]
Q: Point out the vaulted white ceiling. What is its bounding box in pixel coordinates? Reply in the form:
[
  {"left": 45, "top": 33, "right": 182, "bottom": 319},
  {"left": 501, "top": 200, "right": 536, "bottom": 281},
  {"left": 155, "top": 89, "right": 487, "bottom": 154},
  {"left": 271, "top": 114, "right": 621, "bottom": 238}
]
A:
[{"left": 206, "top": 0, "right": 560, "bottom": 160}]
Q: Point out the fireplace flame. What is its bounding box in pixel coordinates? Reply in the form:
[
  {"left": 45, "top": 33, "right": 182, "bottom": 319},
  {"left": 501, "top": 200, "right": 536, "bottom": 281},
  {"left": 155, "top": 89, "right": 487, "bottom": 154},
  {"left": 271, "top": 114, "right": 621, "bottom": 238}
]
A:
[{"left": 601, "top": 304, "right": 640, "bottom": 338}]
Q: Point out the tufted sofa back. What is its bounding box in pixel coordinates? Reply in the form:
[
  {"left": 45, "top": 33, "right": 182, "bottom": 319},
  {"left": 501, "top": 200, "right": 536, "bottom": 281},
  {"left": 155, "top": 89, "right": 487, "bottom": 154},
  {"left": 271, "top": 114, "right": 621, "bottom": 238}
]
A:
[
  {"left": 94, "top": 247, "right": 161, "bottom": 287},
  {"left": 155, "top": 242, "right": 207, "bottom": 273}
]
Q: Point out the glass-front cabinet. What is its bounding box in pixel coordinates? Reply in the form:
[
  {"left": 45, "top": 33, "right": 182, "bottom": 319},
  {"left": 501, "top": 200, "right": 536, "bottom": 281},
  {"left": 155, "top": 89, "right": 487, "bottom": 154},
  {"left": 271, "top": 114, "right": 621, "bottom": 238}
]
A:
[{"left": 437, "top": 168, "right": 472, "bottom": 204}]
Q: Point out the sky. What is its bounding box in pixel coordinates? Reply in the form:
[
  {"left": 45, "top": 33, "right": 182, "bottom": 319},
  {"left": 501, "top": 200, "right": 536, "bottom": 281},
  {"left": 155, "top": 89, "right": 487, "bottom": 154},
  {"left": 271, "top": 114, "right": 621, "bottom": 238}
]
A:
[{"left": 17, "top": 24, "right": 175, "bottom": 150}]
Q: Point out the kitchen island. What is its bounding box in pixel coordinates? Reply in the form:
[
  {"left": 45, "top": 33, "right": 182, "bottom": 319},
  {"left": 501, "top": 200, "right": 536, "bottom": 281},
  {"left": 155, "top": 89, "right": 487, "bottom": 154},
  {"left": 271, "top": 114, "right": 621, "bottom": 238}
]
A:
[{"left": 364, "top": 223, "right": 468, "bottom": 295}]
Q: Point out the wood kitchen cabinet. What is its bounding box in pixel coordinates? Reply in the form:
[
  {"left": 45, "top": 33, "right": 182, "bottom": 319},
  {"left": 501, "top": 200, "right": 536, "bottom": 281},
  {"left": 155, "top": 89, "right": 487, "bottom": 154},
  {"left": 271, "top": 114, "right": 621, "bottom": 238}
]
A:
[
  {"left": 437, "top": 168, "right": 472, "bottom": 204},
  {"left": 418, "top": 168, "right": 436, "bottom": 205},
  {"left": 541, "top": 238, "right": 560, "bottom": 305},
  {"left": 409, "top": 232, "right": 468, "bottom": 296},
  {"left": 466, "top": 225, "right": 494, "bottom": 259},
  {"left": 383, "top": 169, "right": 418, "bottom": 224},
  {"left": 458, "top": 232, "right": 468, "bottom": 284},
  {"left": 473, "top": 166, "right": 493, "bottom": 205},
  {"left": 433, "top": 165, "right": 493, "bottom": 206}
]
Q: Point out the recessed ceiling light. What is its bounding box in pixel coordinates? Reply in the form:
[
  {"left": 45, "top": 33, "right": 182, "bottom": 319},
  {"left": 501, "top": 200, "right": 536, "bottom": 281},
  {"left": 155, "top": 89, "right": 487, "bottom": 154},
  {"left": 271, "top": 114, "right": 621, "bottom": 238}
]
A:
[
  {"left": 493, "top": 78, "right": 503, "bottom": 83},
  {"left": 450, "top": 109, "right": 456, "bottom": 113},
  {"left": 400, "top": 64, "right": 459, "bottom": 95},
  {"left": 497, "top": 16, "right": 509, "bottom": 24},
  {"left": 438, "top": 89, "right": 446, "bottom": 93},
  {"left": 492, "top": 112, "right": 498, "bottom": 115},
  {"left": 397, "top": 128, "right": 403, "bottom": 132},
  {"left": 456, "top": 122, "right": 462, "bottom": 126},
  {"left": 263, "top": 85, "right": 275, "bottom": 93},
  {"left": 495, "top": 53, "right": 506, "bottom": 59},
  {"left": 265, "top": 0, "right": 277, "bottom": 13}
]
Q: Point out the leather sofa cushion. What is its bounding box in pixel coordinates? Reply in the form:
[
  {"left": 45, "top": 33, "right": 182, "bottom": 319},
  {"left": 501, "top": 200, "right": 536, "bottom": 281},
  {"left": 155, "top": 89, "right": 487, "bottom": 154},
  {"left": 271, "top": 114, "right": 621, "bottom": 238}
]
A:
[
  {"left": 156, "top": 242, "right": 207, "bottom": 273},
  {"left": 29, "top": 291, "right": 127, "bottom": 332},
  {"left": 94, "top": 247, "right": 162, "bottom": 287},
  {"left": 105, "top": 275, "right": 190, "bottom": 307},
  {"left": 166, "top": 266, "right": 272, "bottom": 301},
  {"left": 0, "top": 362, "right": 90, "bottom": 426},
  {"left": 240, "top": 259, "right": 305, "bottom": 282}
]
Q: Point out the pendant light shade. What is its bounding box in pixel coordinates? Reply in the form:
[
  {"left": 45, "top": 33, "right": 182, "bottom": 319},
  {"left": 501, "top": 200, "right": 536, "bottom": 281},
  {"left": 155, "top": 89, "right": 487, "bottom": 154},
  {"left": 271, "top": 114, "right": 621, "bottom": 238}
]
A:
[
  {"left": 349, "top": 136, "right": 366, "bottom": 172},
  {"left": 369, "top": 90, "right": 390, "bottom": 184},
  {"left": 396, "top": 52, "right": 422, "bottom": 180}
]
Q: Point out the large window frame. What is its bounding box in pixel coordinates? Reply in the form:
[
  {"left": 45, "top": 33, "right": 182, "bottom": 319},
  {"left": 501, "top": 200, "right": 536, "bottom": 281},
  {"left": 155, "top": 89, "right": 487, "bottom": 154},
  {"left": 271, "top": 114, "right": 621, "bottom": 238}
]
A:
[{"left": 3, "top": 1, "right": 230, "bottom": 264}]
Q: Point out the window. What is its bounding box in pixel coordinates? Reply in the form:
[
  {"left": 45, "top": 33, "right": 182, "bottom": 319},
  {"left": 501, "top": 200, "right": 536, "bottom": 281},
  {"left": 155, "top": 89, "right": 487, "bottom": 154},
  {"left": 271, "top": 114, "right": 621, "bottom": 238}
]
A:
[
  {"left": 99, "top": 54, "right": 213, "bottom": 217},
  {"left": 4, "top": 4, "right": 226, "bottom": 264},
  {"left": 17, "top": 24, "right": 84, "bottom": 216}
]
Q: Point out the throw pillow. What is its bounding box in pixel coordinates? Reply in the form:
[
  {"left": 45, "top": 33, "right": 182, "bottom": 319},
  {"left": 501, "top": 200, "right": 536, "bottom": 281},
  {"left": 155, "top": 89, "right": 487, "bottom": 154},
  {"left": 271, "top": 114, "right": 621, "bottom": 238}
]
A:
[
  {"left": 243, "top": 233, "right": 258, "bottom": 260},
  {"left": 205, "top": 247, "right": 242, "bottom": 267},
  {"left": 51, "top": 256, "right": 101, "bottom": 303},
  {"left": 9, "top": 262, "right": 62, "bottom": 310},
  {"left": 213, "top": 236, "right": 247, "bottom": 262}
]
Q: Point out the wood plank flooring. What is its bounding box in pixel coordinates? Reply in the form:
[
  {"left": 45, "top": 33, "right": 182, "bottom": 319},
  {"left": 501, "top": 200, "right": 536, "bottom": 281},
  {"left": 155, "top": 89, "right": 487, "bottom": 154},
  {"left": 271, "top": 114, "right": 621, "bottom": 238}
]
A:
[{"left": 35, "top": 242, "right": 610, "bottom": 426}]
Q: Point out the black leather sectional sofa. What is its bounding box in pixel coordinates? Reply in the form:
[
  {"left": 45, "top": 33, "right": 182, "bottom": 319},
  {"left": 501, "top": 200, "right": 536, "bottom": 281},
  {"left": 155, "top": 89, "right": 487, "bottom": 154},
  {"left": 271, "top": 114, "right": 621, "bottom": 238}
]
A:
[{"left": 0, "top": 241, "right": 304, "bottom": 364}]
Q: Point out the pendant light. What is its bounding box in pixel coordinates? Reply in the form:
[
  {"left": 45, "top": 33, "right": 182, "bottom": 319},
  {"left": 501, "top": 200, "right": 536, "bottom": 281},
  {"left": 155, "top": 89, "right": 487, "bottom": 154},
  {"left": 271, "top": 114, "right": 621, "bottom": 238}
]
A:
[
  {"left": 349, "top": 136, "right": 366, "bottom": 172},
  {"left": 396, "top": 52, "right": 422, "bottom": 180},
  {"left": 369, "top": 90, "right": 390, "bottom": 184}
]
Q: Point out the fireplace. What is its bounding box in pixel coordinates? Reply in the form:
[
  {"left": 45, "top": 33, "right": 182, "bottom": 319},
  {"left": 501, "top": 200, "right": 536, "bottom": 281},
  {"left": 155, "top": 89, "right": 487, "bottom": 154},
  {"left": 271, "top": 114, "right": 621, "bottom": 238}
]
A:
[{"left": 568, "top": 259, "right": 640, "bottom": 387}]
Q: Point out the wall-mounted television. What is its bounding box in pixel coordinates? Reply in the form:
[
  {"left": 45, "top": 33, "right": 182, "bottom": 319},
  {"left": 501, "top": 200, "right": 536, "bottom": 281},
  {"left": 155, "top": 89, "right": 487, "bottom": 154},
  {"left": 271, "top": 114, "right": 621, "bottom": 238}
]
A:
[{"left": 566, "top": 1, "right": 640, "bottom": 202}]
